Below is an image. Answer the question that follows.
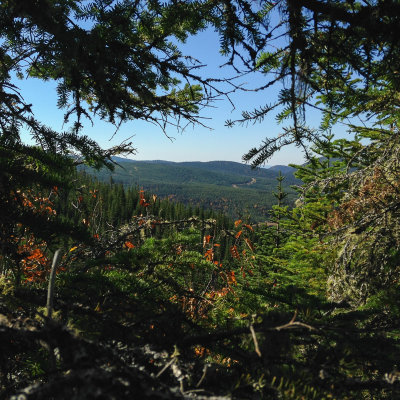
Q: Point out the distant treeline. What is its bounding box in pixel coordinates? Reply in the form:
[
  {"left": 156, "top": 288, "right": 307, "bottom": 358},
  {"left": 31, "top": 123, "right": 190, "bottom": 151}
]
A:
[
  {"left": 79, "top": 160, "right": 299, "bottom": 221},
  {"left": 54, "top": 171, "right": 239, "bottom": 262}
]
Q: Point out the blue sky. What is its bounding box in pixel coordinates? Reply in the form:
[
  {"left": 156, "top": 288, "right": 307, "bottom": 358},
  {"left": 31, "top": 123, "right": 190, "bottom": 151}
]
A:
[{"left": 17, "top": 27, "right": 341, "bottom": 166}]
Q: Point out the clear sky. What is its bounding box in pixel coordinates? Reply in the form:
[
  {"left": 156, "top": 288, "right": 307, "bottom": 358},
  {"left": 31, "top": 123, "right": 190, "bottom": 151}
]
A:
[{"left": 17, "top": 27, "right": 341, "bottom": 167}]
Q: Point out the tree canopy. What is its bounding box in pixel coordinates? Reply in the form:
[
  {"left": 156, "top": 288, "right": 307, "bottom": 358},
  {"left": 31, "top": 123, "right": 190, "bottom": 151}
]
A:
[
  {"left": 232, "top": 0, "right": 400, "bottom": 165},
  {"left": 226, "top": 0, "right": 400, "bottom": 302},
  {"left": 3, "top": 1, "right": 400, "bottom": 399}
]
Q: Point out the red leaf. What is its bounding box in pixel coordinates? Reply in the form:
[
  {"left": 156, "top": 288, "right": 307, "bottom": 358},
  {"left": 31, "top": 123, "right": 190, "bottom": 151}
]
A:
[
  {"left": 229, "top": 245, "right": 240, "bottom": 259},
  {"left": 204, "top": 248, "right": 214, "bottom": 261},
  {"left": 203, "top": 235, "right": 212, "bottom": 247}
]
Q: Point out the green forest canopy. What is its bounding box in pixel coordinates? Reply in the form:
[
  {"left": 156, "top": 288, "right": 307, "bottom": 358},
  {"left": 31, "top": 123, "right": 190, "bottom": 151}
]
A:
[{"left": 2, "top": 1, "right": 400, "bottom": 399}]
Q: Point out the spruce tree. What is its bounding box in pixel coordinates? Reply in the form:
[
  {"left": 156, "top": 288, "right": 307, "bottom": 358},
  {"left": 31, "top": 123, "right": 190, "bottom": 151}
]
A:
[
  {"left": 272, "top": 171, "right": 288, "bottom": 248},
  {"left": 0, "top": 0, "right": 264, "bottom": 264}
]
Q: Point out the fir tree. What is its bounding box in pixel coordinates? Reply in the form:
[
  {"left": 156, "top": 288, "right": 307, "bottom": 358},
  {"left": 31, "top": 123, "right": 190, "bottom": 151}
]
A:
[{"left": 272, "top": 171, "right": 288, "bottom": 248}]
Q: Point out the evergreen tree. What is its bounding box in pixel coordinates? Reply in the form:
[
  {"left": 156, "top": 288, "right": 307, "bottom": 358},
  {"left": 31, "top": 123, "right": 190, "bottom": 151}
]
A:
[
  {"left": 224, "top": 0, "right": 400, "bottom": 303},
  {"left": 272, "top": 171, "right": 288, "bottom": 248},
  {"left": 1, "top": 0, "right": 263, "bottom": 265},
  {"left": 4, "top": 2, "right": 400, "bottom": 399}
]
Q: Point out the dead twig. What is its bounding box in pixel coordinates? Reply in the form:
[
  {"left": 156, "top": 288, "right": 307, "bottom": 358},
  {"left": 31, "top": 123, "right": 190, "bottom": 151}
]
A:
[
  {"left": 275, "top": 310, "right": 315, "bottom": 332},
  {"left": 249, "top": 324, "right": 262, "bottom": 357},
  {"left": 46, "top": 249, "right": 62, "bottom": 320}
]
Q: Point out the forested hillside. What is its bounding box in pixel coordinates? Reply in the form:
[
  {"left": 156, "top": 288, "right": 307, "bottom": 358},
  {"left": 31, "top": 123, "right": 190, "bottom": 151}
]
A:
[
  {"left": 2, "top": 1, "right": 400, "bottom": 399},
  {"left": 82, "top": 160, "right": 299, "bottom": 221}
]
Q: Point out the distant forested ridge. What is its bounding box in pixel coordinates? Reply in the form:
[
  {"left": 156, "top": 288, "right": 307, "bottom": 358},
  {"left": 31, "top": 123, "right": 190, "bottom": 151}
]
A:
[{"left": 80, "top": 159, "right": 299, "bottom": 222}]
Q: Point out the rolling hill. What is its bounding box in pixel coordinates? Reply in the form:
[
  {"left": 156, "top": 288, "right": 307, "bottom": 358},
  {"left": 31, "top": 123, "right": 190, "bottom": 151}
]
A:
[{"left": 81, "top": 160, "right": 301, "bottom": 222}]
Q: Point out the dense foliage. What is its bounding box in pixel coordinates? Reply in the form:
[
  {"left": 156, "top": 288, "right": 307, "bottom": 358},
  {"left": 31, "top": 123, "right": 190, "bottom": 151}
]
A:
[{"left": 2, "top": 1, "right": 400, "bottom": 399}]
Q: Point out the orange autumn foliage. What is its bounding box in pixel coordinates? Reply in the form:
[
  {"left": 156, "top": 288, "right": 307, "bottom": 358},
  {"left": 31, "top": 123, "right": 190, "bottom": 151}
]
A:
[{"left": 18, "top": 237, "right": 49, "bottom": 282}]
